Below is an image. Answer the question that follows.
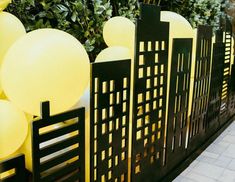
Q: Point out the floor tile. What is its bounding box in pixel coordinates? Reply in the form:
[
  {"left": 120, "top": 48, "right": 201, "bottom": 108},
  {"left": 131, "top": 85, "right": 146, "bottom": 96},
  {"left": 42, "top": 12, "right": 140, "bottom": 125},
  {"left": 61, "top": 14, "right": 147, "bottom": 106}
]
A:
[
  {"left": 222, "top": 135, "right": 235, "bottom": 145},
  {"left": 213, "top": 155, "right": 232, "bottom": 168},
  {"left": 227, "top": 159, "right": 235, "bottom": 171},
  {"left": 185, "top": 172, "right": 217, "bottom": 182},
  {"left": 222, "top": 144, "right": 235, "bottom": 159},
  {"left": 217, "top": 169, "right": 235, "bottom": 182},
  {"left": 191, "top": 162, "right": 224, "bottom": 179}
]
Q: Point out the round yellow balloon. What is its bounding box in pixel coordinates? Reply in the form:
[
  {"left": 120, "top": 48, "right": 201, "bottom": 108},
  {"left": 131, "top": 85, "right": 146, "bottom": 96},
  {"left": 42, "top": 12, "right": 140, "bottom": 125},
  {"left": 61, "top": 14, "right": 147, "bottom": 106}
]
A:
[
  {"left": 95, "top": 46, "right": 131, "bottom": 62},
  {"left": 160, "top": 11, "right": 193, "bottom": 38},
  {"left": 103, "top": 17, "right": 135, "bottom": 51},
  {"left": 1, "top": 28, "right": 90, "bottom": 116},
  {"left": 0, "top": 100, "right": 28, "bottom": 159},
  {"left": 0, "top": 12, "right": 26, "bottom": 66},
  {"left": 0, "top": 0, "right": 11, "bottom": 11}
]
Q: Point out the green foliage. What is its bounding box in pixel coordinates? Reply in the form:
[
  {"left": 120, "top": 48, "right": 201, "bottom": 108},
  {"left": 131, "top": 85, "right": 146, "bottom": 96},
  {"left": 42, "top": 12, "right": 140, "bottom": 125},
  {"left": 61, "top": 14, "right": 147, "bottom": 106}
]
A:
[
  {"left": 6, "top": 0, "right": 228, "bottom": 61},
  {"left": 6, "top": 0, "right": 113, "bottom": 61}
]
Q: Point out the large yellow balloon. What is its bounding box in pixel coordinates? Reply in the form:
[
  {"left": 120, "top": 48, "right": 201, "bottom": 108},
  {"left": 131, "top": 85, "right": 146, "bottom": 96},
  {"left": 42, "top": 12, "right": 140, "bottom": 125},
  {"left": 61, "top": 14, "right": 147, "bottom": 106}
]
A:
[
  {"left": 161, "top": 11, "right": 193, "bottom": 38},
  {"left": 103, "top": 17, "right": 135, "bottom": 51},
  {"left": 0, "top": 100, "right": 28, "bottom": 159},
  {"left": 1, "top": 28, "right": 90, "bottom": 116},
  {"left": 0, "top": 12, "right": 26, "bottom": 66},
  {"left": 95, "top": 46, "right": 131, "bottom": 62},
  {"left": 0, "top": 0, "right": 11, "bottom": 11}
]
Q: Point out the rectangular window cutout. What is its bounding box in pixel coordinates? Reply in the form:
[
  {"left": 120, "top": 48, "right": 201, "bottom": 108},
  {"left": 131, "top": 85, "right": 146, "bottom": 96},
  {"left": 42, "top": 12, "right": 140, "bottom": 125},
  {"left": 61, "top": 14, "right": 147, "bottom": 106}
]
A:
[
  {"left": 94, "top": 139, "right": 97, "bottom": 153},
  {"left": 155, "top": 53, "right": 159, "bottom": 63},
  {"left": 145, "top": 115, "right": 150, "bottom": 125},
  {"left": 139, "top": 68, "right": 144, "bottom": 78},
  {"left": 123, "top": 90, "right": 127, "bottom": 101},
  {"left": 122, "top": 116, "right": 126, "bottom": 126},
  {"left": 160, "top": 76, "right": 164, "bottom": 85},
  {"left": 139, "top": 55, "right": 144, "bottom": 65},
  {"left": 95, "top": 78, "right": 99, "bottom": 93},
  {"left": 110, "top": 93, "right": 114, "bottom": 105},
  {"left": 137, "top": 118, "right": 142, "bottom": 128},
  {"left": 137, "top": 130, "right": 142, "bottom": 140},
  {"left": 116, "top": 92, "right": 120, "bottom": 104},
  {"left": 155, "top": 41, "right": 159, "bottom": 51},
  {"left": 161, "top": 41, "right": 165, "bottom": 50},
  {"left": 146, "top": 91, "right": 150, "bottom": 101},
  {"left": 109, "top": 133, "right": 112, "bottom": 144},
  {"left": 94, "top": 109, "right": 98, "bottom": 124},
  {"left": 154, "top": 65, "right": 158, "bottom": 75},
  {"left": 145, "top": 103, "right": 150, "bottom": 113},
  {"left": 153, "top": 100, "right": 157, "bottom": 110},
  {"left": 159, "top": 99, "right": 163, "bottom": 107},
  {"left": 116, "top": 118, "right": 119, "bottom": 130},
  {"left": 146, "top": 79, "right": 151, "bottom": 89},
  {"left": 161, "top": 65, "right": 164, "bottom": 74},
  {"left": 148, "top": 41, "right": 152, "bottom": 51},
  {"left": 109, "top": 106, "right": 114, "bottom": 117},
  {"left": 138, "top": 93, "right": 143, "bottom": 104},
  {"left": 102, "top": 108, "right": 107, "bottom": 120},
  {"left": 140, "top": 41, "right": 144, "bottom": 52},
  {"left": 122, "top": 139, "right": 126, "bottom": 148},
  {"left": 122, "top": 128, "right": 126, "bottom": 137},
  {"left": 160, "top": 87, "right": 163, "bottom": 96},
  {"left": 123, "top": 78, "right": 128, "bottom": 88},
  {"left": 102, "top": 123, "right": 106, "bottom": 134},
  {"left": 123, "top": 102, "right": 127, "bottom": 113},
  {"left": 147, "top": 67, "right": 151, "bottom": 77},
  {"left": 109, "top": 120, "right": 113, "bottom": 132},
  {"left": 154, "top": 77, "right": 158, "bottom": 87},
  {"left": 159, "top": 109, "right": 162, "bottom": 118},
  {"left": 158, "top": 120, "right": 161, "bottom": 129},
  {"left": 102, "top": 81, "right": 107, "bottom": 94},
  {"left": 152, "top": 123, "right": 156, "bottom": 132},
  {"left": 154, "top": 89, "right": 157, "bottom": 98},
  {"left": 137, "top": 106, "right": 144, "bottom": 116},
  {"left": 110, "top": 80, "right": 114, "bottom": 92}
]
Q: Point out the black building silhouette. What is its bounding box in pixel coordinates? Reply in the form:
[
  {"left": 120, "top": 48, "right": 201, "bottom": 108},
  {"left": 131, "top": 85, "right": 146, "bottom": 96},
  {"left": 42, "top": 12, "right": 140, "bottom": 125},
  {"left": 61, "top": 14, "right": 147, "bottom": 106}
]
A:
[{"left": 131, "top": 4, "right": 169, "bottom": 181}]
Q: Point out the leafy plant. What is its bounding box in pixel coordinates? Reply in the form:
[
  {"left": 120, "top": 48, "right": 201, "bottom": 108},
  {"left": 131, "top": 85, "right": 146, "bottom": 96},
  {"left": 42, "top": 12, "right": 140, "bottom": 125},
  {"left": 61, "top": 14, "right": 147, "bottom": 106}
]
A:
[{"left": 6, "top": 0, "right": 228, "bottom": 61}]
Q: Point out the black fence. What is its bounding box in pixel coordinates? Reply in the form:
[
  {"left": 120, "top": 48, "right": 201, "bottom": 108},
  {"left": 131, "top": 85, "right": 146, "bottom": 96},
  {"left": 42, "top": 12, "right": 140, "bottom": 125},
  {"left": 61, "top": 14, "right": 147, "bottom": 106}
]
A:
[{"left": 1, "top": 3, "right": 235, "bottom": 182}]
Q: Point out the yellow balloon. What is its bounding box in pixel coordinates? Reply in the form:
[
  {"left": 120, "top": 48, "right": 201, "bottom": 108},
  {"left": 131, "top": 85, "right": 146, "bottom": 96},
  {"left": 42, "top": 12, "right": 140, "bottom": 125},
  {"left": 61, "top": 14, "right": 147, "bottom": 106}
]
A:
[
  {"left": 95, "top": 46, "right": 131, "bottom": 62},
  {"left": 0, "top": 0, "right": 11, "bottom": 11},
  {"left": 0, "top": 12, "right": 26, "bottom": 66},
  {"left": 1, "top": 28, "right": 90, "bottom": 116},
  {"left": 73, "top": 86, "right": 90, "bottom": 119},
  {"left": 103, "top": 17, "right": 135, "bottom": 51},
  {"left": 0, "top": 100, "right": 28, "bottom": 159},
  {"left": 20, "top": 121, "right": 77, "bottom": 171},
  {"left": 160, "top": 11, "right": 193, "bottom": 38}
]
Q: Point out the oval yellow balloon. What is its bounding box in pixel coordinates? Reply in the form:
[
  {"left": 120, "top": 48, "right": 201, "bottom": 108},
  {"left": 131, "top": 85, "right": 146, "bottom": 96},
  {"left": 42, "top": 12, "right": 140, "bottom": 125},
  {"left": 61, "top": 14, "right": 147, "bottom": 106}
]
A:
[
  {"left": 1, "top": 28, "right": 90, "bottom": 116},
  {"left": 95, "top": 46, "right": 131, "bottom": 62},
  {"left": 0, "top": 0, "right": 11, "bottom": 11},
  {"left": 103, "top": 17, "right": 135, "bottom": 50},
  {"left": 0, "top": 100, "right": 28, "bottom": 159},
  {"left": 0, "top": 12, "right": 26, "bottom": 66},
  {"left": 160, "top": 11, "right": 193, "bottom": 38}
]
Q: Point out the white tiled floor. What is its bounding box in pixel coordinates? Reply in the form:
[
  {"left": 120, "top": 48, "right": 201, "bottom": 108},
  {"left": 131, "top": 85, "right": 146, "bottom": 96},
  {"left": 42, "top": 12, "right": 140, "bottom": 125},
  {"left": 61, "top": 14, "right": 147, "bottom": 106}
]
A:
[{"left": 174, "top": 121, "right": 235, "bottom": 182}]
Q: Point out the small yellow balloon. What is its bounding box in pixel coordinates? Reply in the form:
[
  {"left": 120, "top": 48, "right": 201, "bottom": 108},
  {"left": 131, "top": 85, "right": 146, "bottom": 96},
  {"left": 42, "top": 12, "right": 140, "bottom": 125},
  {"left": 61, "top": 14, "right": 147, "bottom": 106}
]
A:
[
  {"left": 0, "top": 0, "right": 11, "bottom": 11},
  {"left": 0, "top": 100, "right": 28, "bottom": 159},
  {"left": 103, "top": 17, "right": 135, "bottom": 51},
  {"left": 0, "top": 12, "right": 26, "bottom": 66},
  {"left": 95, "top": 46, "right": 131, "bottom": 62},
  {"left": 1, "top": 28, "right": 90, "bottom": 116}
]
